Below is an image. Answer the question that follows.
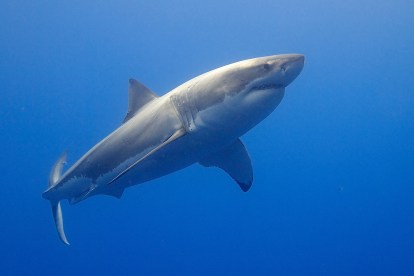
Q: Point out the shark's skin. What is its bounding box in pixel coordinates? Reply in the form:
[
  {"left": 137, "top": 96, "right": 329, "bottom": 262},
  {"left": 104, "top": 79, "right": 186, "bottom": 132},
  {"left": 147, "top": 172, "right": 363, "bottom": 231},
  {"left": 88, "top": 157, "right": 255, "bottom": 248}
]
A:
[{"left": 43, "top": 54, "right": 304, "bottom": 244}]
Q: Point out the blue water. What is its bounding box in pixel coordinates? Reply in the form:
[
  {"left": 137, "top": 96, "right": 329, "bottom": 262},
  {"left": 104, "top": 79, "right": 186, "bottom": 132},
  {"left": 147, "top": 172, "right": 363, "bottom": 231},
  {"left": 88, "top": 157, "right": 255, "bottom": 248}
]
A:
[{"left": 1, "top": 1, "right": 413, "bottom": 275}]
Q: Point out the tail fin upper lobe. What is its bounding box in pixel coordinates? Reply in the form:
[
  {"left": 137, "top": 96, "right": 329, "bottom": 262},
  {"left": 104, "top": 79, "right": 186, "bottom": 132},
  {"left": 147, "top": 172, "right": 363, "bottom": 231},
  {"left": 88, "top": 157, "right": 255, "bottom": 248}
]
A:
[{"left": 46, "top": 152, "right": 70, "bottom": 245}]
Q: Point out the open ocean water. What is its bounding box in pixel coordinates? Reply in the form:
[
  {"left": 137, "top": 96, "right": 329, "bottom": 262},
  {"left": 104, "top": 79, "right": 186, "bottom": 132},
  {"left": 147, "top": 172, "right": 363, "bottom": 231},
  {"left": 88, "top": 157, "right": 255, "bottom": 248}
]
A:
[{"left": 1, "top": 1, "right": 413, "bottom": 275}]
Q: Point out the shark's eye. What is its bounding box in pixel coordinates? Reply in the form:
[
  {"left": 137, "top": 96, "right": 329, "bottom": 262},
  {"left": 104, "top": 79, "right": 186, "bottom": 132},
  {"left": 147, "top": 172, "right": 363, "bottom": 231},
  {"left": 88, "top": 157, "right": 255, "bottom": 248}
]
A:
[{"left": 263, "top": 63, "right": 270, "bottom": 71}]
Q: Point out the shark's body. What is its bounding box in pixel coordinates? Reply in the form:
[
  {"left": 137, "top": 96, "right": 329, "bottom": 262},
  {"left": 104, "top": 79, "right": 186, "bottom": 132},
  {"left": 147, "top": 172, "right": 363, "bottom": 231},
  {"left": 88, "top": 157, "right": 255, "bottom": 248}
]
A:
[{"left": 43, "top": 54, "right": 304, "bottom": 244}]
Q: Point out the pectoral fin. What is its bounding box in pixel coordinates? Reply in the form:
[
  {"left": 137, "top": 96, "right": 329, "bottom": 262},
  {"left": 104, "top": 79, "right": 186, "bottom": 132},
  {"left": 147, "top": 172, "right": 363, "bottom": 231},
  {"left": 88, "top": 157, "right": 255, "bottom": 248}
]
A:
[
  {"left": 108, "top": 128, "right": 187, "bottom": 184},
  {"left": 199, "top": 139, "right": 253, "bottom": 192}
]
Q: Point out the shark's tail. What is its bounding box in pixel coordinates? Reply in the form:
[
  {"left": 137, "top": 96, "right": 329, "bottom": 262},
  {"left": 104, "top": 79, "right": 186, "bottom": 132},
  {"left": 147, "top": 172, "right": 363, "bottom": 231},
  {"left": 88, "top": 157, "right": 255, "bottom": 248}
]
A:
[
  {"left": 50, "top": 201, "right": 69, "bottom": 245},
  {"left": 47, "top": 152, "right": 70, "bottom": 245}
]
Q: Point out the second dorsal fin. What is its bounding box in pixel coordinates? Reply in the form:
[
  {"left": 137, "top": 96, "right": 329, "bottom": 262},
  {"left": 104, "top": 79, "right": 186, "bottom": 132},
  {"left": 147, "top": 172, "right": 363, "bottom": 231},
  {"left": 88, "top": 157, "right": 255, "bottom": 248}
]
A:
[{"left": 123, "top": 78, "right": 158, "bottom": 123}]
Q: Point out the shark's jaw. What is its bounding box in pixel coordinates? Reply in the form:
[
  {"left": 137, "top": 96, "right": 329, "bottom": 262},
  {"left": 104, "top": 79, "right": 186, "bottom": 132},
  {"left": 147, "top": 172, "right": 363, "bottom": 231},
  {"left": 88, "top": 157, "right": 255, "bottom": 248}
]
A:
[{"left": 246, "top": 54, "right": 305, "bottom": 94}]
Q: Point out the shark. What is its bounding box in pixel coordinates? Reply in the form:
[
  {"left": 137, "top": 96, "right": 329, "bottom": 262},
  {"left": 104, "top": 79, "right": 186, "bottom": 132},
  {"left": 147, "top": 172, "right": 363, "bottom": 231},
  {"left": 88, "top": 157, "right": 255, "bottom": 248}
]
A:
[{"left": 43, "top": 54, "right": 305, "bottom": 244}]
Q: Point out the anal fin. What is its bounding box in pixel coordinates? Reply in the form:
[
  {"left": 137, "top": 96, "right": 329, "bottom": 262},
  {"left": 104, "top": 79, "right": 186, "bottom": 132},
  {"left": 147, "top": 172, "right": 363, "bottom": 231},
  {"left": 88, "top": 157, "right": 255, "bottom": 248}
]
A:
[
  {"left": 102, "top": 186, "right": 124, "bottom": 199},
  {"left": 69, "top": 186, "right": 97, "bottom": 205}
]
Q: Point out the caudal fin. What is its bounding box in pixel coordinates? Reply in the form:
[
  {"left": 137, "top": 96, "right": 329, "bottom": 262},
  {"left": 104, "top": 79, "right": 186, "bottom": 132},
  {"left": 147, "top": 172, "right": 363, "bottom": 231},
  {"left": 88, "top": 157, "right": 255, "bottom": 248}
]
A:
[
  {"left": 47, "top": 152, "right": 70, "bottom": 245},
  {"left": 48, "top": 151, "right": 67, "bottom": 188},
  {"left": 51, "top": 201, "right": 70, "bottom": 245}
]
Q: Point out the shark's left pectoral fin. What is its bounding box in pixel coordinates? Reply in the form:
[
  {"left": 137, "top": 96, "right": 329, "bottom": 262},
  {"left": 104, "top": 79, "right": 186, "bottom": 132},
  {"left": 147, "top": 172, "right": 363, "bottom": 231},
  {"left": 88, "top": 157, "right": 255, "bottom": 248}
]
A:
[
  {"left": 199, "top": 139, "right": 253, "bottom": 192},
  {"left": 109, "top": 128, "right": 187, "bottom": 184}
]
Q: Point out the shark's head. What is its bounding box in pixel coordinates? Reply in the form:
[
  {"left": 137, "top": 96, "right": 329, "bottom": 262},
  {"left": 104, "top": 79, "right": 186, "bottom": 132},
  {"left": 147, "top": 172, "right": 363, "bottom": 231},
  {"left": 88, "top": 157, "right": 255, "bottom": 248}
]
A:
[
  {"left": 187, "top": 54, "right": 304, "bottom": 137},
  {"left": 241, "top": 54, "right": 305, "bottom": 92}
]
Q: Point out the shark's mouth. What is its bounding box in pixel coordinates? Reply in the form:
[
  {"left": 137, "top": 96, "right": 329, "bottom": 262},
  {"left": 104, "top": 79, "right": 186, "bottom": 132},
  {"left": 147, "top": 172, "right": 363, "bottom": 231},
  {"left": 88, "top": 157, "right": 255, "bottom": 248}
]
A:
[{"left": 250, "top": 83, "right": 283, "bottom": 92}]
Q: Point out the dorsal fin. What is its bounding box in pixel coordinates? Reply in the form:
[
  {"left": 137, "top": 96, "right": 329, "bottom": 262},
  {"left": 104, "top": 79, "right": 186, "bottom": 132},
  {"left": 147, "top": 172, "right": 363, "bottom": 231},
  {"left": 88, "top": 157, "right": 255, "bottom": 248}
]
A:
[{"left": 123, "top": 78, "right": 158, "bottom": 123}]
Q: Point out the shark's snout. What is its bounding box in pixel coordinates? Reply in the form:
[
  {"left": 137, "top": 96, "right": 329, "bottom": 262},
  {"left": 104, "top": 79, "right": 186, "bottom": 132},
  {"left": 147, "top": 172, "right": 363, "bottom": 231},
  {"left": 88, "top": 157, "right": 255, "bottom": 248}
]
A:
[{"left": 280, "top": 54, "right": 305, "bottom": 87}]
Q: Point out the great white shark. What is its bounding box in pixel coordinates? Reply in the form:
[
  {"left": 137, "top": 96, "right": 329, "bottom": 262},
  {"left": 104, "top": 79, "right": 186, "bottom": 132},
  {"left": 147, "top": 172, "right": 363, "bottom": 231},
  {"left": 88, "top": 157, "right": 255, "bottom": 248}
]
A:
[{"left": 43, "top": 54, "right": 305, "bottom": 244}]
